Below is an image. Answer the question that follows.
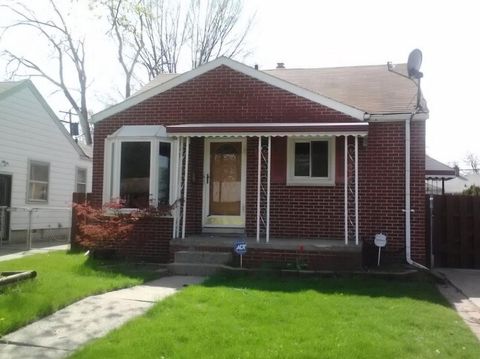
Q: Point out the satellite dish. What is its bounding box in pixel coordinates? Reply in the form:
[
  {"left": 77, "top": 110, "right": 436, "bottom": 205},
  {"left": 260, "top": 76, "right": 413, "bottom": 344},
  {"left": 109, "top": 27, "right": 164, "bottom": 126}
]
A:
[{"left": 407, "top": 49, "right": 423, "bottom": 79}]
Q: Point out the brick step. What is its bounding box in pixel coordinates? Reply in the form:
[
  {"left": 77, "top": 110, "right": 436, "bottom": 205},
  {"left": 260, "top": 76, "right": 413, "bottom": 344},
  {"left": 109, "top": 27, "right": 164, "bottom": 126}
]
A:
[
  {"left": 174, "top": 251, "right": 232, "bottom": 265},
  {"left": 167, "top": 263, "right": 227, "bottom": 276}
]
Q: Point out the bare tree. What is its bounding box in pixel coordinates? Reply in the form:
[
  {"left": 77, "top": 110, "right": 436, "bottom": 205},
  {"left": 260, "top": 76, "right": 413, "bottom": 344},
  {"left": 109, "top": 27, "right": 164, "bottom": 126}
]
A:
[
  {"left": 137, "top": 0, "right": 189, "bottom": 79},
  {"left": 1, "top": 1, "right": 93, "bottom": 144},
  {"left": 465, "top": 152, "right": 479, "bottom": 174},
  {"left": 188, "top": 0, "right": 254, "bottom": 68},
  {"left": 99, "top": 0, "right": 145, "bottom": 97},
  {"left": 107, "top": 0, "right": 253, "bottom": 79}
]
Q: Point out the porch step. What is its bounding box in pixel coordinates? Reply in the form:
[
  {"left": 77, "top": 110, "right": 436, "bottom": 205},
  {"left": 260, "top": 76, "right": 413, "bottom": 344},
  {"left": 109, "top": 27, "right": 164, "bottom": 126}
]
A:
[
  {"left": 168, "top": 250, "right": 233, "bottom": 276},
  {"left": 174, "top": 251, "right": 232, "bottom": 265},
  {"left": 167, "top": 263, "right": 227, "bottom": 276}
]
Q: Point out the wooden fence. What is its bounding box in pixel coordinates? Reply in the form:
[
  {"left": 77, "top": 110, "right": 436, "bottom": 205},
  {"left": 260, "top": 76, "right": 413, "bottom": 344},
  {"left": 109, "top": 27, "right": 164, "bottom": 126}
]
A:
[{"left": 427, "top": 195, "right": 480, "bottom": 268}]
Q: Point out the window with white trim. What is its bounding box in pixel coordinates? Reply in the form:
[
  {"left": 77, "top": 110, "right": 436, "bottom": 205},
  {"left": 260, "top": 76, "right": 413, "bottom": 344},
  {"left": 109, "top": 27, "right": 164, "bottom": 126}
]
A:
[
  {"left": 28, "top": 160, "right": 49, "bottom": 202},
  {"left": 76, "top": 167, "right": 87, "bottom": 193},
  {"left": 104, "top": 127, "right": 175, "bottom": 209},
  {"left": 287, "top": 137, "right": 335, "bottom": 186},
  {"left": 120, "top": 141, "right": 151, "bottom": 208}
]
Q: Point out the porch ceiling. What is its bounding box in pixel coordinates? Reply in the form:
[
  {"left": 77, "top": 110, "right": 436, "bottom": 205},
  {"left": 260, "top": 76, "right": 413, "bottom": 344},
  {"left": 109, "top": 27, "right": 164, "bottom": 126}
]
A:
[{"left": 166, "top": 122, "right": 368, "bottom": 137}]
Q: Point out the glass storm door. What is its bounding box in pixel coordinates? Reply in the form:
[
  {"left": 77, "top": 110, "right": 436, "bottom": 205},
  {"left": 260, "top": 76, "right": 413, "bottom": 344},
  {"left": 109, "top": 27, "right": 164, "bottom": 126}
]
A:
[{"left": 204, "top": 139, "right": 245, "bottom": 227}]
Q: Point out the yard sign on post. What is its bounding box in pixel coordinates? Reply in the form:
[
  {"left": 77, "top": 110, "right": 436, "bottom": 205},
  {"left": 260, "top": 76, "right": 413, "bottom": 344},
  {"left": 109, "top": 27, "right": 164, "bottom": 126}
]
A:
[
  {"left": 374, "top": 233, "right": 387, "bottom": 267},
  {"left": 233, "top": 239, "right": 247, "bottom": 268}
]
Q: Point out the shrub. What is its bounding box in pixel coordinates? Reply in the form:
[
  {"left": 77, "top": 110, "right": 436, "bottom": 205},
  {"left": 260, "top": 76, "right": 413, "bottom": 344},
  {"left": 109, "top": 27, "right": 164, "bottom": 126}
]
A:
[
  {"left": 463, "top": 184, "right": 480, "bottom": 196},
  {"left": 72, "top": 201, "right": 173, "bottom": 249}
]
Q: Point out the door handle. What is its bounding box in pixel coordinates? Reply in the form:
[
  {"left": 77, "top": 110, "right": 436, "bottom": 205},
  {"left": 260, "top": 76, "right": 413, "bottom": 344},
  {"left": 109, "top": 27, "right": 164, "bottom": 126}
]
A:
[{"left": 205, "top": 174, "right": 209, "bottom": 184}]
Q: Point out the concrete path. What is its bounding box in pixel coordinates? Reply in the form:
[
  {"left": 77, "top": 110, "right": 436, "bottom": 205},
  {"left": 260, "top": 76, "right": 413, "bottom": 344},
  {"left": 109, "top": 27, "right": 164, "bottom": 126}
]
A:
[
  {"left": 0, "top": 276, "right": 204, "bottom": 359},
  {"left": 0, "top": 243, "right": 69, "bottom": 262},
  {"left": 436, "top": 268, "right": 480, "bottom": 308},
  {"left": 436, "top": 268, "right": 480, "bottom": 341}
]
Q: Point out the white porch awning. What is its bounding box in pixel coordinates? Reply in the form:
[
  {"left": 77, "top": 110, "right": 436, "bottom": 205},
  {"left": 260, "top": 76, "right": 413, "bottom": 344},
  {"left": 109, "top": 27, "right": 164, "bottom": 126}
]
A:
[{"left": 166, "top": 122, "right": 368, "bottom": 137}]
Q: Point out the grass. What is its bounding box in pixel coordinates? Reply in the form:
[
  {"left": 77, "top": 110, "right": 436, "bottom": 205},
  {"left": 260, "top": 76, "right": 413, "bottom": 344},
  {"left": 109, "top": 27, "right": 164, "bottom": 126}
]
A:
[
  {"left": 71, "top": 273, "right": 480, "bottom": 359},
  {"left": 0, "top": 250, "right": 158, "bottom": 336}
]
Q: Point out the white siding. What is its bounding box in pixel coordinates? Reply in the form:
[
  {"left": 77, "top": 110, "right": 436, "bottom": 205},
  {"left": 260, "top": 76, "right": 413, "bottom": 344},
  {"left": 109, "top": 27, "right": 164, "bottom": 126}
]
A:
[{"left": 0, "top": 85, "right": 92, "bottom": 231}]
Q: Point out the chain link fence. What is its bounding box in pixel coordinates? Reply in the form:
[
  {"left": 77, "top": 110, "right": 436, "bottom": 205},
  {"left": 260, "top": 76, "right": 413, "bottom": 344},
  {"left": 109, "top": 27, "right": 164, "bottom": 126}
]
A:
[{"left": 0, "top": 206, "right": 71, "bottom": 252}]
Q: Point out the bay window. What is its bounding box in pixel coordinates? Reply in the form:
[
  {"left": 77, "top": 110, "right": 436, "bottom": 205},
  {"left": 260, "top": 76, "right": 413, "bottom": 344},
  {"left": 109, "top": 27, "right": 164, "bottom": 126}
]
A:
[{"left": 103, "top": 126, "right": 175, "bottom": 208}]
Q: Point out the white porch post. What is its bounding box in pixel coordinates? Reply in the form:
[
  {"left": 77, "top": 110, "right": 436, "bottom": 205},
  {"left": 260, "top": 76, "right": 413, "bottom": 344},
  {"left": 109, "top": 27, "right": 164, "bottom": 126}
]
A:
[
  {"left": 172, "top": 139, "right": 178, "bottom": 238},
  {"left": 354, "top": 135, "right": 359, "bottom": 245},
  {"left": 344, "top": 135, "right": 348, "bottom": 245},
  {"left": 266, "top": 136, "right": 272, "bottom": 243},
  {"left": 256, "top": 136, "right": 261, "bottom": 242},
  {"left": 174, "top": 137, "right": 183, "bottom": 239},
  {"left": 181, "top": 137, "right": 190, "bottom": 239}
]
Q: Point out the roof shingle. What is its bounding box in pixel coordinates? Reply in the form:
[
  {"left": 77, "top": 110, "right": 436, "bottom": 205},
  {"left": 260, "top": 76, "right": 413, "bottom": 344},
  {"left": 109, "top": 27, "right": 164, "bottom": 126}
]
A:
[{"left": 136, "top": 63, "right": 427, "bottom": 115}]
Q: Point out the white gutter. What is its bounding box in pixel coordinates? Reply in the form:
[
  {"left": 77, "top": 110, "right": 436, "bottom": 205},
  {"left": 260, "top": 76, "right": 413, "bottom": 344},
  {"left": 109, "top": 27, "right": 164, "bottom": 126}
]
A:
[
  {"left": 369, "top": 112, "right": 429, "bottom": 122},
  {"left": 405, "top": 112, "right": 429, "bottom": 270}
]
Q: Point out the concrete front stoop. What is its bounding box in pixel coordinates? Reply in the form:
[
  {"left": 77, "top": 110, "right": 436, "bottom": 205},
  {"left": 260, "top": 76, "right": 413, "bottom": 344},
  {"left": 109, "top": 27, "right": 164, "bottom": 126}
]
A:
[{"left": 167, "top": 250, "right": 232, "bottom": 276}]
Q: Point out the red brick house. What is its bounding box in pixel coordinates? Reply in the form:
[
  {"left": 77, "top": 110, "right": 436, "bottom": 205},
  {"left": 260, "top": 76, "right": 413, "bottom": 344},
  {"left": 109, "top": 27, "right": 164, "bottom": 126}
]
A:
[{"left": 89, "top": 57, "right": 427, "bottom": 269}]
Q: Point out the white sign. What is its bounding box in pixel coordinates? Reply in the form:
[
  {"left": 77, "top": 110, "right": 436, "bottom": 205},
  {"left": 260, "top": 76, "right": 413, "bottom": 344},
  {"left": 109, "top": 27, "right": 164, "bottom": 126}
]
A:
[
  {"left": 374, "top": 233, "right": 387, "bottom": 267},
  {"left": 374, "top": 233, "right": 387, "bottom": 248}
]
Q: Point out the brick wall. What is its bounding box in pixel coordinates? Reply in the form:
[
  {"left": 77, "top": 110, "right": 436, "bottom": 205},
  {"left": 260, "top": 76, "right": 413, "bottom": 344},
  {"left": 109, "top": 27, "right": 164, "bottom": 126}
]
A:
[
  {"left": 91, "top": 65, "right": 426, "bottom": 264},
  {"left": 358, "top": 121, "right": 426, "bottom": 264},
  {"left": 115, "top": 217, "right": 173, "bottom": 263}
]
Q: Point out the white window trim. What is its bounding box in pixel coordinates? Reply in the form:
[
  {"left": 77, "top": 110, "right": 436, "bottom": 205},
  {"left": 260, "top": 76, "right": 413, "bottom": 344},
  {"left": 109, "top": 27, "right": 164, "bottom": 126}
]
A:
[
  {"left": 27, "top": 159, "right": 50, "bottom": 203},
  {"left": 103, "top": 136, "right": 177, "bottom": 209},
  {"left": 75, "top": 167, "right": 88, "bottom": 193},
  {"left": 286, "top": 137, "right": 336, "bottom": 186}
]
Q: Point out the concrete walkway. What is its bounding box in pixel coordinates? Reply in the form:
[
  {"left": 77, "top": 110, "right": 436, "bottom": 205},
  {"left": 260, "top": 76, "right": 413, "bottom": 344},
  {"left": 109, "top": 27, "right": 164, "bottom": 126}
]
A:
[
  {"left": 0, "top": 242, "right": 69, "bottom": 262},
  {"left": 0, "top": 276, "right": 204, "bottom": 359},
  {"left": 436, "top": 268, "right": 480, "bottom": 341}
]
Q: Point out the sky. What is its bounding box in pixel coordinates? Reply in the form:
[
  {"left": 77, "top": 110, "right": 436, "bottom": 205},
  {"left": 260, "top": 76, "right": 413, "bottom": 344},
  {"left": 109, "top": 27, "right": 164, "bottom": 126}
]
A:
[{"left": 1, "top": 0, "right": 479, "bottom": 167}]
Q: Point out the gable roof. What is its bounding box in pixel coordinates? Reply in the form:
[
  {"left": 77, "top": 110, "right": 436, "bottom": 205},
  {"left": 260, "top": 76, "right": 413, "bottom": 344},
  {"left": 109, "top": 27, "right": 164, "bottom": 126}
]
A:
[
  {"left": 91, "top": 57, "right": 367, "bottom": 123},
  {"left": 139, "top": 63, "right": 427, "bottom": 116},
  {"left": 92, "top": 57, "right": 430, "bottom": 124},
  {"left": 0, "top": 80, "right": 90, "bottom": 160},
  {"left": 425, "top": 155, "right": 456, "bottom": 179}
]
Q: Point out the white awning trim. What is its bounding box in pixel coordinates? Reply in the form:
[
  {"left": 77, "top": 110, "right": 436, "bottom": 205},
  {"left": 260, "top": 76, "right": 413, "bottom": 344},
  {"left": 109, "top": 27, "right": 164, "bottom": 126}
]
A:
[
  {"left": 169, "top": 132, "right": 368, "bottom": 138},
  {"left": 108, "top": 125, "right": 167, "bottom": 138}
]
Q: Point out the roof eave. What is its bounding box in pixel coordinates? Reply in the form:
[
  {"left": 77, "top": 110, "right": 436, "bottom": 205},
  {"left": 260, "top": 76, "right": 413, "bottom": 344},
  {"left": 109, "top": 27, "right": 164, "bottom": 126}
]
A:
[{"left": 24, "top": 80, "right": 91, "bottom": 160}]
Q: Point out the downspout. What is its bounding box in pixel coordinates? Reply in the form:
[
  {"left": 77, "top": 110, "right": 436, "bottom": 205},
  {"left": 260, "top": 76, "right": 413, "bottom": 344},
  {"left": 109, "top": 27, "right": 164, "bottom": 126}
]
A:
[{"left": 405, "top": 111, "right": 428, "bottom": 270}]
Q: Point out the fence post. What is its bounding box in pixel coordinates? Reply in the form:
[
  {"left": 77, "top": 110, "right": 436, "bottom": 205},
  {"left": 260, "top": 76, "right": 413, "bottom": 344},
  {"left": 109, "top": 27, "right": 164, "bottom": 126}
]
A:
[{"left": 27, "top": 208, "right": 33, "bottom": 250}]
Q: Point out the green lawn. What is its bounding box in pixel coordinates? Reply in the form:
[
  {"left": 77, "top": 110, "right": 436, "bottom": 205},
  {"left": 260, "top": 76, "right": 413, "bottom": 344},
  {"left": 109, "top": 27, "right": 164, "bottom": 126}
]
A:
[
  {"left": 71, "top": 274, "right": 480, "bottom": 359},
  {"left": 0, "top": 251, "right": 157, "bottom": 336}
]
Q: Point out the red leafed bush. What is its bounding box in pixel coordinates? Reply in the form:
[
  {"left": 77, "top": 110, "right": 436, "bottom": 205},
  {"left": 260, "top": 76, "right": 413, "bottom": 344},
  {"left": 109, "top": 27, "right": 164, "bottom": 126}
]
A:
[{"left": 73, "top": 200, "right": 172, "bottom": 249}]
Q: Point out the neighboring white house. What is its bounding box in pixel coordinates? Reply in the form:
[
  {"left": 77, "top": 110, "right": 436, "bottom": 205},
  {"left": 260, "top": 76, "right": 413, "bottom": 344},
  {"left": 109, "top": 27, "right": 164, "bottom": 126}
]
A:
[
  {"left": 444, "top": 173, "right": 480, "bottom": 194},
  {"left": 0, "top": 80, "right": 92, "bottom": 242}
]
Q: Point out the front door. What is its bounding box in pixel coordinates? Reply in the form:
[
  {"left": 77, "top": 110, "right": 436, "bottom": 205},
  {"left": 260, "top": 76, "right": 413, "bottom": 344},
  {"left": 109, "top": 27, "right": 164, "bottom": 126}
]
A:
[
  {"left": 203, "top": 139, "right": 246, "bottom": 228},
  {"left": 0, "top": 174, "right": 12, "bottom": 241}
]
